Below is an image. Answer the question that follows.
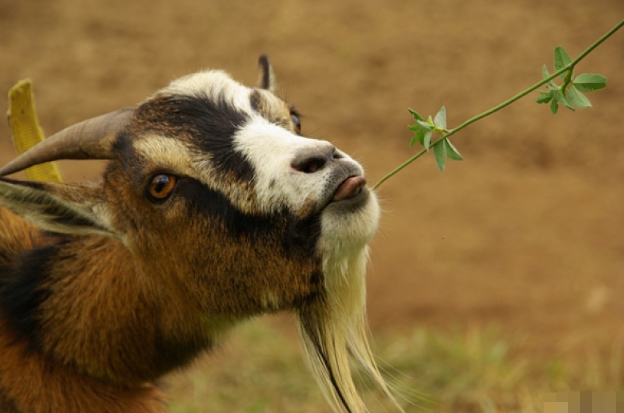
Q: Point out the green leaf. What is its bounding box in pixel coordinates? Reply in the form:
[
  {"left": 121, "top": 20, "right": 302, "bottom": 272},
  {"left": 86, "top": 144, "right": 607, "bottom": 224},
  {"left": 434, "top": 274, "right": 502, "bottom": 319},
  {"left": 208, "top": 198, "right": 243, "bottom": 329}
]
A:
[
  {"left": 417, "top": 130, "right": 426, "bottom": 145},
  {"left": 573, "top": 73, "right": 607, "bottom": 92},
  {"left": 567, "top": 85, "right": 592, "bottom": 108},
  {"left": 542, "top": 64, "right": 550, "bottom": 79},
  {"left": 408, "top": 108, "right": 425, "bottom": 122},
  {"left": 542, "top": 65, "right": 558, "bottom": 89},
  {"left": 445, "top": 139, "right": 463, "bottom": 160},
  {"left": 536, "top": 91, "right": 553, "bottom": 104},
  {"left": 423, "top": 131, "right": 432, "bottom": 151},
  {"left": 550, "top": 98, "right": 559, "bottom": 114},
  {"left": 433, "top": 140, "right": 447, "bottom": 172},
  {"left": 554, "top": 46, "right": 572, "bottom": 78},
  {"left": 410, "top": 130, "right": 426, "bottom": 147},
  {"left": 556, "top": 90, "right": 574, "bottom": 111},
  {"left": 407, "top": 125, "right": 420, "bottom": 131},
  {"left": 417, "top": 120, "right": 432, "bottom": 130},
  {"left": 434, "top": 106, "right": 447, "bottom": 129}
]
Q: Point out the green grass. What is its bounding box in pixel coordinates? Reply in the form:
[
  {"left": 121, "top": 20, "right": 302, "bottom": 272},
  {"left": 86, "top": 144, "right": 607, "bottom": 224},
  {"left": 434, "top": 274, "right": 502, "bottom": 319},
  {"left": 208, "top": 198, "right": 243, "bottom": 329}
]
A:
[{"left": 166, "top": 318, "right": 623, "bottom": 413}]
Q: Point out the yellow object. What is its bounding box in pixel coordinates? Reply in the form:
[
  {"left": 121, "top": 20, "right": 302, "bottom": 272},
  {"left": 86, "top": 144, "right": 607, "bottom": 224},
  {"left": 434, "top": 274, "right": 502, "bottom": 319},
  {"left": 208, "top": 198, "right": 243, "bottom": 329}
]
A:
[{"left": 7, "top": 79, "right": 62, "bottom": 182}]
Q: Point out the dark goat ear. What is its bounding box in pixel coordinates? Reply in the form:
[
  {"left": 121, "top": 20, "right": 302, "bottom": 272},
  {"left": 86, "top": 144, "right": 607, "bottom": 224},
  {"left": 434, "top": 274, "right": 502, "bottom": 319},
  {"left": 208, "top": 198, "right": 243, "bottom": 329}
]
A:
[
  {"left": 257, "top": 55, "right": 276, "bottom": 92},
  {"left": 0, "top": 178, "right": 118, "bottom": 238}
]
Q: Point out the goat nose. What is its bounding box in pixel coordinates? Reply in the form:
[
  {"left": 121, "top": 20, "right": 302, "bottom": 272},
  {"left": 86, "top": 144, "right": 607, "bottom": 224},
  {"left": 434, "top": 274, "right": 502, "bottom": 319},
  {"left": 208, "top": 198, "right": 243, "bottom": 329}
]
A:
[{"left": 291, "top": 144, "right": 342, "bottom": 173}]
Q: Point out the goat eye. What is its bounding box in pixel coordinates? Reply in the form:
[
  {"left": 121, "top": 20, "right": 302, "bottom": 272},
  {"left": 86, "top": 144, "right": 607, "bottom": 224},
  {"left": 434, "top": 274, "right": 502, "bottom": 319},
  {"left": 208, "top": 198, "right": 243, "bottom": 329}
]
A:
[
  {"left": 147, "top": 174, "right": 177, "bottom": 202},
  {"left": 290, "top": 112, "right": 301, "bottom": 134}
]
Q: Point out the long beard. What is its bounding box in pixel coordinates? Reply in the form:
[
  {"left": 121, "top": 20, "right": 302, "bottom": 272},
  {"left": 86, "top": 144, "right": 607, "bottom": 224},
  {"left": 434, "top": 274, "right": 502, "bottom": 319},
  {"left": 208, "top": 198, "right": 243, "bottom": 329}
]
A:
[{"left": 296, "top": 247, "right": 402, "bottom": 413}]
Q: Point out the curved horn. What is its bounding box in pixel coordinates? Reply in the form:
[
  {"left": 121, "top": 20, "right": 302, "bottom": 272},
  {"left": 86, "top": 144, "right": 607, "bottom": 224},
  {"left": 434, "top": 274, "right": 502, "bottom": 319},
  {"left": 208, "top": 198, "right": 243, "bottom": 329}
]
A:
[{"left": 0, "top": 107, "right": 135, "bottom": 177}]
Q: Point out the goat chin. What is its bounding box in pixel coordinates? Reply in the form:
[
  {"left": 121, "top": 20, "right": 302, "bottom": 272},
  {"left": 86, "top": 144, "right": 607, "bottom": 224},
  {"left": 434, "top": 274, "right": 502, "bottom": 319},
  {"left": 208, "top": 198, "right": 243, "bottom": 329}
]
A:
[{"left": 0, "top": 57, "right": 402, "bottom": 413}]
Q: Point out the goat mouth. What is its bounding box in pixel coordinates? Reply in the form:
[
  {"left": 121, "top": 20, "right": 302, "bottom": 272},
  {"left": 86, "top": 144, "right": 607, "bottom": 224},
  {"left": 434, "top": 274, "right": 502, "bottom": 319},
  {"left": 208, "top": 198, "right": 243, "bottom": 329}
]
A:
[
  {"left": 325, "top": 175, "right": 369, "bottom": 211},
  {"left": 332, "top": 176, "right": 366, "bottom": 202}
]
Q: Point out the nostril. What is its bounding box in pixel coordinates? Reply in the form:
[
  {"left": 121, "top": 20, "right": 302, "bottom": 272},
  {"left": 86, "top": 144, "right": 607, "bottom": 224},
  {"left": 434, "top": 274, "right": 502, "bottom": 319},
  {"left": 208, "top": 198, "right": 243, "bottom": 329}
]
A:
[
  {"left": 299, "top": 157, "right": 326, "bottom": 174},
  {"left": 291, "top": 145, "right": 336, "bottom": 173}
]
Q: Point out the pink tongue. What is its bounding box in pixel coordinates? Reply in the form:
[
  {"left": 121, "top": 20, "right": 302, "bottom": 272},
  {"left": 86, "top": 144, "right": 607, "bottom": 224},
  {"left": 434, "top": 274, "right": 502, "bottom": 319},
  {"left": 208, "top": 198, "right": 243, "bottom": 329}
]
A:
[{"left": 333, "top": 176, "right": 366, "bottom": 201}]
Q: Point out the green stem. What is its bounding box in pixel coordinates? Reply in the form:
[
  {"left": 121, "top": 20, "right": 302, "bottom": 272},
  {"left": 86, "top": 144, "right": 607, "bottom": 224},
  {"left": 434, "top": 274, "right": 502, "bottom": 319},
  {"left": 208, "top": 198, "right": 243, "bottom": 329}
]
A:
[
  {"left": 561, "top": 68, "right": 574, "bottom": 95},
  {"left": 373, "top": 18, "right": 624, "bottom": 190}
]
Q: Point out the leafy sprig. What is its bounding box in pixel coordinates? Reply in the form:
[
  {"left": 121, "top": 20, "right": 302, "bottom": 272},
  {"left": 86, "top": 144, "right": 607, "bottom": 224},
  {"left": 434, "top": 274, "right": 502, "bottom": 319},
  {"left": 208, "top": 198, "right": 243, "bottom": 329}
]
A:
[
  {"left": 373, "top": 18, "right": 623, "bottom": 189},
  {"left": 408, "top": 106, "right": 462, "bottom": 172},
  {"left": 537, "top": 46, "right": 607, "bottom": 113}
]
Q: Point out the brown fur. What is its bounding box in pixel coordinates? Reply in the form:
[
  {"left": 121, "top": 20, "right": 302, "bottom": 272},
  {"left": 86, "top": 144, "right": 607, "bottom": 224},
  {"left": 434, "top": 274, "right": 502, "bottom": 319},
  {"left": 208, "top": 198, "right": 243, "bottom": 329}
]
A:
[
  {"left": 0, "top": 208, "right": 42, "bottom": 270},
  {"left": 0, "top": 319, "right": 167, "bottom": 413},
  {"left": 0, "top": 208, "right": 169, "bottom": 412}
]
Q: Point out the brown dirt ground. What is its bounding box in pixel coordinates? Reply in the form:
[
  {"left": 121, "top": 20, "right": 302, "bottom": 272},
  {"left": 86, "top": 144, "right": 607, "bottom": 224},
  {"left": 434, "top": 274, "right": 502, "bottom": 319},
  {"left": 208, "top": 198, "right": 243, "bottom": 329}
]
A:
[{"left": 1, "top": 0, "right": 623, "bottom": 361}]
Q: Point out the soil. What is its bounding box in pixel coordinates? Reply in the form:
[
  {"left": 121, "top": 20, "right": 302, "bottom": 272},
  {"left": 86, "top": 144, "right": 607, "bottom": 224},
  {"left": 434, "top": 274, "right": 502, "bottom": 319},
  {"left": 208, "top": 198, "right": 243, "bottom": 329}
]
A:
[{"left": 1, "top": 0, "right": 623, "bottom": 359}]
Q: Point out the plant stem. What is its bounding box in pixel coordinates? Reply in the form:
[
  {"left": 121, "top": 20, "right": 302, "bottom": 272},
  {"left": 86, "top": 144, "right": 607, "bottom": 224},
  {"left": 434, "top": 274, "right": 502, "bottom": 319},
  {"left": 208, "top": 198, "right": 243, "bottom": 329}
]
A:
[
  {"left": 373, "top": 18, "right": 624, "bottom": 190},
  {"left": 561, "top": 68, "right": 574, "bottom": 95}
]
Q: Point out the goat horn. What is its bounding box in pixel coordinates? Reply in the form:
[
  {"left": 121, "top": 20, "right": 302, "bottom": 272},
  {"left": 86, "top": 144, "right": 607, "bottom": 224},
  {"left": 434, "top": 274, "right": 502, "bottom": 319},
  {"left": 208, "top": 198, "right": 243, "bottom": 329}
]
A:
[
  {"left": 257, "top": 55, "right": 275, "bottom": 92},
  {"left": 0, "top": 107, "right": 135, "bottom": 177}
]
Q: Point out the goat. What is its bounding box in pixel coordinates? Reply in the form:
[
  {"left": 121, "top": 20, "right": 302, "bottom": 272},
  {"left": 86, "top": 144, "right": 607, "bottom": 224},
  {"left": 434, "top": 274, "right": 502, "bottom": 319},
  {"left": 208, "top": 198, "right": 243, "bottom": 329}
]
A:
[{"left": 0, "top": 57, "right": 399, "bottom": 413}]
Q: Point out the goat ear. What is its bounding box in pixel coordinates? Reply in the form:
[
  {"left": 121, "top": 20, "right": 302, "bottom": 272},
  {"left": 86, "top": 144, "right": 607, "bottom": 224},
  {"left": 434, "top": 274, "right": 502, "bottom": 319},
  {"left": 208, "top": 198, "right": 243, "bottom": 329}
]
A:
[
  {"left": 257, "top": 55, "right": 276, "bottom": 92},
  {"left": 0, "top": 178, "right": 118, "bottom": 238}
]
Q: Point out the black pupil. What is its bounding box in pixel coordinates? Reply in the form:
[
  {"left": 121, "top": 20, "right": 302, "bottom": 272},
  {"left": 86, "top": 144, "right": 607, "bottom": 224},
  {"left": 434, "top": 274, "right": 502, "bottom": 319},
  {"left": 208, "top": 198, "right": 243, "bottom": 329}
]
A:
[{"left": 154, "top": 175, "right": 169, "bottom": 193}]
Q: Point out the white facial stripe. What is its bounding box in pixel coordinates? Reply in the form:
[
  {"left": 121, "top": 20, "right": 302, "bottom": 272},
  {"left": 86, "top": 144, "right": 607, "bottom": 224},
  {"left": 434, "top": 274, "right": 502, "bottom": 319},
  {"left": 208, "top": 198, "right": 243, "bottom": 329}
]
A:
[
  {"left": 161, "top": 70, "right": 253, "bottom": 114},
  {"left": 132, "top": 136, "right": 197, "bottom": 177}
]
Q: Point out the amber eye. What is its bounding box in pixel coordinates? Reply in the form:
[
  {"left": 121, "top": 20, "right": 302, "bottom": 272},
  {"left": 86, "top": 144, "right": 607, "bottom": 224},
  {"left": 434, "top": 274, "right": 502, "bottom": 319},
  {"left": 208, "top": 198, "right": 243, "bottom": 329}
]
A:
[
  {"left": 290, "top": 111, "right": 301, "bottom": 134},
  {"left": 147, "top": 174, "right": 177, "bottom": 202}
]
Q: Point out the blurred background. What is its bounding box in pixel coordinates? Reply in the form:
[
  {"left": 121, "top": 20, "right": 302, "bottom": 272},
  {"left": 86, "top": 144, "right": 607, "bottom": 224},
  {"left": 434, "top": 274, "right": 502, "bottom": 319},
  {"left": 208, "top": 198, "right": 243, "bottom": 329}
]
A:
[{"left": 1, "top": 0, "right": 623, "bottom": 411}]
